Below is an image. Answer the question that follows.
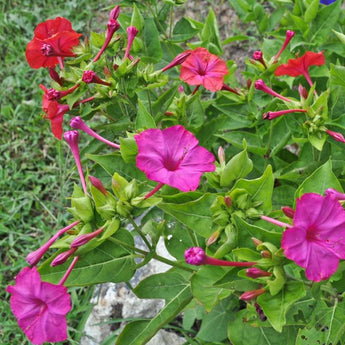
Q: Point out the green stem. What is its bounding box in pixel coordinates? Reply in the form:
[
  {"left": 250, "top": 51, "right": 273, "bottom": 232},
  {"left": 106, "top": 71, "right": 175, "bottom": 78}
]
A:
[
  {"left": 153, "top": 253, "right": 195, "bottom": 273},
  {"left": 127, "top": 215, "right": 153, "bottom": 251},
  {"left": 146, "top": 89, "right": 153, "bottom": 116},
  {"left": 186, "top": 226, "right": 199, "bottom": 247}
]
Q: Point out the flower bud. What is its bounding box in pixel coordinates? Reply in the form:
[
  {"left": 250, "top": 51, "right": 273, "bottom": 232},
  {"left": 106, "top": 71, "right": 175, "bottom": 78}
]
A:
[
  {"left": 246, "top": 268, "right": 272, "bottom": 278},
  {"left": 281, "top": 206, "right": 295, "bottom": 218},
  {"left": 239, "top": 288, "right": 266, "bottom": 301}
]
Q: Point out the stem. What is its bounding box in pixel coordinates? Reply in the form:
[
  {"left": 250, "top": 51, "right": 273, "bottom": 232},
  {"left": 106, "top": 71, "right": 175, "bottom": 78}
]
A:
[
  {"left": 144, "top": 182, "right": 164, "bottom": 199},
  {"left": 58, "top": 256, "right": 79, "bottom": 286},
  {"left": 127, "top": 215, "right": 153, "bottom": 251},
  {"left": 186, "top": 226, "right": 199, "bottom": 247},
  {"left": 261, "top": 215, "right": 293, "bottom": 228},
  {"left": 108, "top": 236, "right": 147, "bottom": 254},
  {"left": 146, "top": 89, "right": 153, "bottom": 116},
  {"left": 153, "top": 253, "right": 195, "bottom": 273}
]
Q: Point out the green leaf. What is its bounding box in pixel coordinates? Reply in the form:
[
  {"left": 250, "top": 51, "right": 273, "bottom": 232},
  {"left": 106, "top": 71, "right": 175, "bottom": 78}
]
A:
[
  {"left": 135, "top": 99, "right": 156, "bottom": 130},
  {"left": 134, "top": 269, "right": 191, "bottom": 300},
  {"left": 131, "top": 4, "right": 144, "bottom": 31},
  {"left": 141, "top": 18, "right": 162, "bottom": 63},
  {"left": 172, "top": 17, "right": 199, "bottom": 42},
  {"left": 304, "top": 0, "right": 319, "bottom": 23},
  {"left": 228, "top": 308, "right": 298, "bottom": 345},
  {"left": 231, "top": 165, "right": 274, "bottom": 211},
  {"left": 330, "top": 63, "right": 345, "bottom": 89},
  {"left": 39, "top": 229, "right": 136, "bottom": 286},
  {"left": 191, "top": 266, "right": 232, "bottom": 311},
  {"left": 152, "top": 85, "right": 179, "bottom": 118},
  {"left": 294, "top": 159, "right": 343, "bottom": 200},
  {"left": 87, "top": 153, "right": 148, "bottom": 182},
  {"left": 296, "top": 298, "right": 345, "bottom": 345},
  {"left": 115, "top": 284, "right": 192, "bottom": 345},
  {"left": 200, "top": 9, "right": 223, "bottom": 54},
  {"left": 220, "top": 140, "right": 253, "bottom": 187},
  {"left": 158, "top": 193, "right": 216, "bottom": 238},
  {"left": 233, "top": 215, "right": 282, "bottom": 248},
  {"left": 197, "top": 296, "right": 238, "bottom": 342},
  {"left": 257, "top": 281, "right": 305, "bottom": 332}
]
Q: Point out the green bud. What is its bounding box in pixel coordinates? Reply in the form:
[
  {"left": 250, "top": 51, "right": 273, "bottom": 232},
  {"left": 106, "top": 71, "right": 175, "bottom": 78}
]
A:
[
  {"left": 116, "top": 200, "right": 133, "bottom": 217},
  {"left": 112, "top": 173, "right": 130, "bottom": 200},
  {"left": 68, "top": 185, "right": 94, "bottom": 223},
  {"left": 214, "top": 224, "right": 237, "bottom": 258}
]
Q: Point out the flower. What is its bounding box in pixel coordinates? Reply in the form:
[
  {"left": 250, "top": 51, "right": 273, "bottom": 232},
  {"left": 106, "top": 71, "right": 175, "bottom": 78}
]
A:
[
  {"left": 162, "top": 51, "right": 191, "bottom": 72},
  {"left": 26, "top": 220, "right": 80, "bottom": 266},
  {"left": 40, "top": 83, "right": 79, "bottom": 101},
  {"left": 239, "top": 288, "right": 266, "bottom": 301},
  {"left": 246, "top": 268, "right": 272, "bottom": 278},
  {"left": 26, "top": 17, "right": 81, "bottom": 69},
  {"left": 42, "top": 98, "right": 70, "bottom": 140},
  {"left": 274, "top": 30, "right": 295, "bottom": 61},
  {"left": 253, "top": 50, "right": 267, "bottom": 68},
  {"left": 255, "top": 79, "right": 291, "bottom": 102},
  {"left": 124, "top": 26, "right": 139, "bottom": 60},
  {"left": 326, "top": 129, "right": 345, "bottom": 144},
  {"left": 325, "top": 188, "right": 345, "bottom": 200},
  {"left": 274, "top": 51, "right": 325, "bottom": 87},
  {"left": 70, "top": 227, "right": 104, "bottom": 247},
  {"left": 282, "top": 193, "right": 345, "bottom": 281},
  {"left": 6, "top": 267, "right": 71, "bottom": 344},
  {"left": 93, "top": 5, "right": 121, "bottom": 62},
  {"left": 320, "top": 0, "right": 337, "bottom": 4},
  {"left": 263, "top": 109, "right": 307, "bottom": 120},
  {"left": 70, "top": 116, "right": 120, "bottom": 149},
  {"left": 82, "top": 70, "right": 111, "bottom": 86},
  {"left": 184, "top": 247, "right": 257, "bottom": 267},
  {"left": 180, "top": 47, "right": 228, "bottom": 92},
  {"left": 64, "top": 130, "right": 87, "bottom": 194},
  {"left": 134, "top": 125, "right": 216, "bottom": 194}
]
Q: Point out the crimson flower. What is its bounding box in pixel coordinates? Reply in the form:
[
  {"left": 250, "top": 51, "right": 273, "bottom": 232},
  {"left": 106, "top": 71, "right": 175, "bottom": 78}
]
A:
[
  {"left": 274, "top": 51, "right": 325, "bottom": 87},
  {"left": 42, "top": 97, "right": 70, "bottom": 140},
  {"left": 7, "top": 267, "right": 71, "bottom": 345},
  {"left": 135, "top": 125, "right": 215, "bottom": 194},
  {"left": 26, "top": 17, "right": 82, "bottom": 69},
  {"left": 282, "top": 193, "right": 345, "bottom": 282},
  {"left": 180, "top": 47, "right": 228, "bottom": 92}
]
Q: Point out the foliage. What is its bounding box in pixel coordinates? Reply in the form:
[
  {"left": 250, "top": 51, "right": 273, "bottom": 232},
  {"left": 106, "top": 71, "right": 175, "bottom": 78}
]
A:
[{"left": 4, "top": 0, "right": 345, "bottom": 344}]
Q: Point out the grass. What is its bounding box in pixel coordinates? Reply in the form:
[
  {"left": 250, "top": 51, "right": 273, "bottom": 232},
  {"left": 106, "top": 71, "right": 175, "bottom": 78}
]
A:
[{"left": 0, "top": 0, "right": 113, "bottom": 343}]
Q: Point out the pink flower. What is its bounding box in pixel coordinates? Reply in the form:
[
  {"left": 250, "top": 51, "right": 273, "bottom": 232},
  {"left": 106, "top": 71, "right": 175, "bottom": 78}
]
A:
[
  {"left": 6, "top": 267, "right": 71, "bottom": 344},
  {"left": 239, "top": 288, "right": 266, "bottom": 301},
  {"left": 180, "top": 47, "right": 228, "bottom": 92},
  {"left": 326, "top": 129, "right": 345, "bottom": 144},
  {"left": 124, "top": 26, "right": 139, "bottom": 60},
  {"left": 134, "top": 125, "right": 216, "bottom": 193},
  {"left": 274, "top": 30, "right": 295, "bottom": 61},
  {"left": 282, "top": 193, "right": 345, "bottom": 281}
]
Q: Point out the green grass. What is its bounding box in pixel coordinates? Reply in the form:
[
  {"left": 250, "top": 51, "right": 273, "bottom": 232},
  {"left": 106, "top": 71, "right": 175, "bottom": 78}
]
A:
[{"left": 0, "top": 0, "right": 113, "bottom": 343}]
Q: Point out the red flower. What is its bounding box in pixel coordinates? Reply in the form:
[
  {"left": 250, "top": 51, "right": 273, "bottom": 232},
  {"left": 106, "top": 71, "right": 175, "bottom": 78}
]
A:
[
  {"left": 274, "top": 51, "right": 325, "bottom": 87},
  {"left": 43, "top": 98, "right": 70, "bottom": 140},
  {"left": 180, "top": 47, "right": 228, "bottom": 92},
  {"left": 26, "top": 17, "right": 82, "bottom": 69}
]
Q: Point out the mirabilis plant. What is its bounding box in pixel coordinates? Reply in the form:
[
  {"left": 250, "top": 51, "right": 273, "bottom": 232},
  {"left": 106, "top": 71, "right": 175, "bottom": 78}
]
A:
[{"left": 8, "top": 1, "right": 345, "bottom": 344}]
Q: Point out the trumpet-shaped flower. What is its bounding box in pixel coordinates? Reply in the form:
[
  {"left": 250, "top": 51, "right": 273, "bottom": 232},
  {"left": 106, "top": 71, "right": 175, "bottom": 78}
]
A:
[
  {"left": 274, "top": 51, "right": 325, "bottom": 87},
  {"left": 7, "top": 267, "right": 71, "bottom": 344},
  {"left": 282, "top": 193, "right": 345, "bottom": 281},
  {"left": 135, "top": 125, "right": 215, "bottom": 193},
  {"left": 26, "top": 17, "right": 81, "bottom": 69},
  {"left": 180, "top": 47, "right": 228, "bottom": 92}
]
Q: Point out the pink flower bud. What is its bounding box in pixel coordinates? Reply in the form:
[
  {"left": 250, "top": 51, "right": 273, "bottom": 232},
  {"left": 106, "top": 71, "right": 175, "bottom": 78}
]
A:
[
  {"left": 124, "top": 26, "right": 139, "bottom": 59},
  {"left": 82, "top": 70, "right": 111, "bottom": 86},
  {"left": 109, "top": 5, "right": 120, "bottom": 20},
  {"left": 255, "top": 79, "right": 291, "bottom": 103},
  {"left": 326, "top": 129, "right": 345, "bottom": 144},
  {"left": 239, "top": 288, "right": 266, "bottom": 301},
  {"left": 298, "top": 84, "right": 308, "bottom": 99},
  {"left": 184, "top": 247, "right": 256, "bottom": 267},
  {"left": 206, "top": 230, "right": 220, "bottom": 246},
  {"left": 89, "top": 175, "right": 108, "bottom": 195},
  {"left": 252, "top": 50, "right": 267, "bottom": 69},
  {"left": 26, "top": 221, "right": 80, "bottom": 266},
  {"left": 64, "top": 130, "right": 87, "bottom": 194},
  {"left": 70, "top": 227, "right": 104, "bottom": 248},
  {"left": 263, "top": 109, "right": 307, "bottom": 120},
  {"left": 162, "top": 51, "right": 191, "bottom": 72},
  {"left": 261, "top": 250, "right": 271, "bottom": 258},
  {"left": 221, "top": 84, "right": 240, "bottom": 95},
  {"left": 51, "top": 248, "right": 77, "bottom": 266},
  {"left": 275, "top": 30, "right": 295, "bottom": 61},
  {"left": 70, "top": 116, "right": 120, "bottom": 149},
  {"left": 246, "top": 268, "right": 272, "bottom": 278},
  {"left": 224, "top": 196, "right": 232, "bottom": 208},
  {"left": 282, "top": 206, "right": 295, "bottom": 218},
  {"left": 251, "top": 237, "right": 263, "bottom": 247},
  {"left": 48, "top": 67, "right": 64, "bottom": 86},
  {"left": 218, "top": 146, "right": 226, "bottom": 165}
]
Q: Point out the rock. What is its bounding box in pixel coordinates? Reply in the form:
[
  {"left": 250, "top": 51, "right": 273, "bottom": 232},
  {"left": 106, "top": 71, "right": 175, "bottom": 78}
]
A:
[{"left": 80, "top": 238, "right": 186, "bottom": 345}]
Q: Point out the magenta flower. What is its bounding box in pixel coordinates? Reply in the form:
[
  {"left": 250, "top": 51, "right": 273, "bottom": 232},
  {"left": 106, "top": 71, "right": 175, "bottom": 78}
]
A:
[
  {"left": 134, "top": 125, "right": 216, "bottom": 195},
  {"left": 6, "top": 267, "right": 71, "bottom": 344},
  {"left": 124, "top": 26, "right": 139, "bottom": 60},
  {"left": 282, "top": 193, "right": 345, "bottom": 281}
]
